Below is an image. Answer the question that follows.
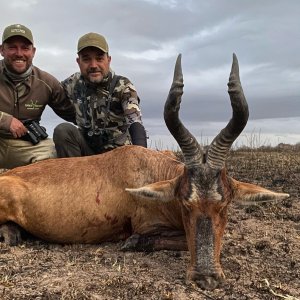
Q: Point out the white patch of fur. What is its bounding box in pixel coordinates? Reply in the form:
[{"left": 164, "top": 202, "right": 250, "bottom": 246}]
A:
[
  {"left": 208, "top": 182, "right": 222, "bottom": 201},
  {"left": 188, "top": 183, "right": 198, "bottom": 203},
  {"left": 188, "top": 182, "right": 222, "bottom": 203}
]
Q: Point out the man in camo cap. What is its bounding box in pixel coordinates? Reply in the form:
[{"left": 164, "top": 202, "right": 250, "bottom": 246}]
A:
[{"left": 53, "top": 32, "right": 147, "bottom": 157}]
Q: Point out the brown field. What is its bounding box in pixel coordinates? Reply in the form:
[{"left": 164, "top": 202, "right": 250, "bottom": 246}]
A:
[{"left": 0, "top": 148, "right": 299, "bottom": 299}]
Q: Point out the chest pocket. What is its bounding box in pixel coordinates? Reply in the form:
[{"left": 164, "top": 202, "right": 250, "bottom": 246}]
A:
[
  {"left": 90, "top": 95, "right": 110, "bottom": 127},
  {"left": 89, "top": 75, "right": 122, "bottom": 131}
]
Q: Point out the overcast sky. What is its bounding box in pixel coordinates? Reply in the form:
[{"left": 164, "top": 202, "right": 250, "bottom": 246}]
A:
[{"left": 1, "top": 0, "right": 299, "bottom": 149}]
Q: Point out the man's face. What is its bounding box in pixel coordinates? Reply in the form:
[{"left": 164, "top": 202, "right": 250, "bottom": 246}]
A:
[
  {"left": 77, "top": 47, "right": 111, "bottom": 83},
  {"left": 0, "top": 36, "right": 36, "bottom": 74}
]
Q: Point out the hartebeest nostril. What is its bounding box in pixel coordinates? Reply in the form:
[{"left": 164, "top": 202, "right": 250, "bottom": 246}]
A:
[
  {"left": 196, "top": 275, "right": 224, "bottom": 290},
  {"left": 187, "top": 269, "right": 225, "bottom": 290}
]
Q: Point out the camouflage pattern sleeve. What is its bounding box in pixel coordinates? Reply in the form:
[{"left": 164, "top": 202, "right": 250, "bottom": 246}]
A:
[
  {"left": 61, "top": 73, "right": 85, "bottom": 127},
  {"left": 61, "top": 73, "right": 81, "bottom": 101},
  {"left": 118, "top": 77, "right": 144, "bottom": 126},
  {"left": 46, "top": 75, "right": 76, "bottom": 124}
]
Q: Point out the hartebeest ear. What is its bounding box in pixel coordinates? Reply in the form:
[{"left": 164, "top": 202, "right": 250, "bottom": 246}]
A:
[
  {"left": 126, "top": 177, "right": 180, "bottom": 202},
  {"left": 231, "top": 178, "right": 290, "bottom": 205}
]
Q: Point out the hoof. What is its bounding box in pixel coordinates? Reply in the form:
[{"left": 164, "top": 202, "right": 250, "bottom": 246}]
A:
[
  {"left": 0, "top": 223, "right": 22, "bottom": 246},
  {"left": 121, "top": 234, "right": 140, "bottom": 251},
  {"left": 121, "top": 234, "right": 155, "bottom": 252}
]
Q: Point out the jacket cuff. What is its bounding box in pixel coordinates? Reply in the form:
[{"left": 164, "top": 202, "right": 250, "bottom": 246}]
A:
[
  {"left": 129, "top": 122, "right": 147, "bottom": 148},
  {"left": 0, "top": 112, "right": 13, "bottom": 131}
]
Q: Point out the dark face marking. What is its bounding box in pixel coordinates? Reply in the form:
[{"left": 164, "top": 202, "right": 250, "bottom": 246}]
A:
[{"left": 196, "top": 217, "right": 214, "bottom": 274}]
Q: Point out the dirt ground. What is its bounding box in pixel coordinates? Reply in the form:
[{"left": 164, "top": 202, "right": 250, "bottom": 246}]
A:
[{"left": 0, "top": 148, "right": 299, "bottom": 300}]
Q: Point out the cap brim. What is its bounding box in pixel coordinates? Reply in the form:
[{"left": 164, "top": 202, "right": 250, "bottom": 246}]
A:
[
  {"left": 3, "top": 34, "right": 33, "bottom": 44},
  {"left": 77, "top": 45, "right": 108, "bottom": 54}
]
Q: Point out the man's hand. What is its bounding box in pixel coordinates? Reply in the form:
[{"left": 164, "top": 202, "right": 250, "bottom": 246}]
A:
[{"left": 9, "top": 118, "right": 28, "bottom": 138}]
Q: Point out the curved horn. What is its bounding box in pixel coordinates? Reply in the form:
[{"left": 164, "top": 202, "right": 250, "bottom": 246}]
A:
[
  {"left": 206, "top": 53, "right": 249, "bottom": 170},
  {"left": 164, "top": 54, "right": 203, "bottom": 168}
]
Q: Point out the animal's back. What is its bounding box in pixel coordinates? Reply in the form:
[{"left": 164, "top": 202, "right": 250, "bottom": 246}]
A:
[{"left": 0, "top": 146, "right": 183, "bottom": 243}]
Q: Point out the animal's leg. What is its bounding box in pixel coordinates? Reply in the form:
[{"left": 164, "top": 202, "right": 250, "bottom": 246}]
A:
[
  {"left": 0, "top": 222, "right": 23, "bottom": 246},
  {"left": 121, "top": 230, "right": 187, "bottom": 252}
]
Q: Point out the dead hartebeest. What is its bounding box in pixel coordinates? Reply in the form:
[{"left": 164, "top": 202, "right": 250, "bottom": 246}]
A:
[{"left": 0, "top": 54, "right": 289, "bottom": 290}]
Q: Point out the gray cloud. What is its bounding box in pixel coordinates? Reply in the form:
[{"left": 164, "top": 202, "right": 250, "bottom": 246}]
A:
[{"left": 1, "top": 0, "right": 299, "bottom": 147}]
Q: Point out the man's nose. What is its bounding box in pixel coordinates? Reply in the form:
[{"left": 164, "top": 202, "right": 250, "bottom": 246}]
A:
[
  {"left": 15, "top": 48, "right": 24, "bottom": 57},
  {"left": 89, "top": 59, "right": 98, "bottom": 68}
]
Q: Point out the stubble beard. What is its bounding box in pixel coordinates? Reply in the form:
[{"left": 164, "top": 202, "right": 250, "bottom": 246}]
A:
[{"left": 6, "top": 59, "right": 30, "bottom": 74}]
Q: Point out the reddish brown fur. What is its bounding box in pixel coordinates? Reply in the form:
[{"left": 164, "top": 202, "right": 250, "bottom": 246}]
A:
[{"left": 0, "top": 146, "right": 183, "bottom": 243}]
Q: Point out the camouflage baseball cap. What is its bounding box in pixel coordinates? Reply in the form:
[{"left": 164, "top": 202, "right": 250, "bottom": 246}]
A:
[
  {"left": 2, "top": 24, "right": 34, "bottom": 44},
  {"left": 77, "top": 32, "right": 109, "bottom": 53}
]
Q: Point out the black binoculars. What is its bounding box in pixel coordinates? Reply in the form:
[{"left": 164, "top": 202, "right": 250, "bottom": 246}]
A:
[{"left": 22, "top": 120, "right": 48, "bottom": 145}]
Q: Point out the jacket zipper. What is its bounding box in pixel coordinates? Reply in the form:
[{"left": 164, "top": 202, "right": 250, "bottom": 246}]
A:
[{"left": 14, "top": 86, "right": 20, "bottom": 118}]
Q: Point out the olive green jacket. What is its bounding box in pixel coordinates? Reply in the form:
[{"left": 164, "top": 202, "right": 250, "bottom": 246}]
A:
[{"left": 0, "top": 60, "right": 76, "bottom": 138}]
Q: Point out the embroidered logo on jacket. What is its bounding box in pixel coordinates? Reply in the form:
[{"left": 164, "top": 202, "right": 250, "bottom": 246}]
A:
[{"left": 25, "top": 100, "right": 43, "bottom": 110}]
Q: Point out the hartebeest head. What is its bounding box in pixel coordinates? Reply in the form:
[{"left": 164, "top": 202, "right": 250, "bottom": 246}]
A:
[{"left": 127, "top": 54, "right": 289, "bottom": 290}]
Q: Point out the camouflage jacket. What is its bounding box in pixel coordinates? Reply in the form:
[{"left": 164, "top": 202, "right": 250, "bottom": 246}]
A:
[{"left": 62, "top": 70, "right": 144, "bottom": 149}]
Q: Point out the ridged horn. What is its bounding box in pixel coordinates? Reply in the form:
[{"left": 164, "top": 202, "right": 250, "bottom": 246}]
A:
[
  {"left": 206, "top": 53, "right": 249, "bottom": 170},
  {"left": 164, "top": 54, "right": 203, "bottom": 168}
]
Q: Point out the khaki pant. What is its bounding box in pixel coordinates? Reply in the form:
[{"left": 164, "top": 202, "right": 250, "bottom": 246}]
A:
[{"left": 0, "top": 137, "right": 57, "bottom": 169}]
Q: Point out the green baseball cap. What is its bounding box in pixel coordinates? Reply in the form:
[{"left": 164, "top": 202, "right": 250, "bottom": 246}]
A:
[
  {"left": 77, "top": 32, "right": 109, "bottom": 53},
  {"left": 2, "top": 24, "right": 34, "bottom": 44}
]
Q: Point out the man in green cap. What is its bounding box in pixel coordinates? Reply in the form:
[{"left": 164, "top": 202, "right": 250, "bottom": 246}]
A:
[
  {"left": 53, "top": 32, "right": 147, "bottom": 157},
  {"left": 0, "top": 24, "right": 76, "bottom": 169}
]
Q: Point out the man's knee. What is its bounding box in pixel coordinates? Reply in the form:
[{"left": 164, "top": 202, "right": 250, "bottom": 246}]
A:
[
  {"left": 53, "top": 123, "right": 76, "bottom": 143},
  {"left": 53, "top": 123, "right": 88, "bottom": 158},
  {"left": 30, "top": 138, "right": 57, "bottom": 163}
]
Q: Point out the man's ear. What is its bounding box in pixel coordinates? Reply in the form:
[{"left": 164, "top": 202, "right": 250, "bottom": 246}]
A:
[
  {"left": 107, "top": 54, "right": 111, "bottom": 63},
  {"left": 32, "top": 46, "right": 36, "bottom": 58},
  {"left": 0, "top": 44, "right": 4, "bottom": 57}
]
